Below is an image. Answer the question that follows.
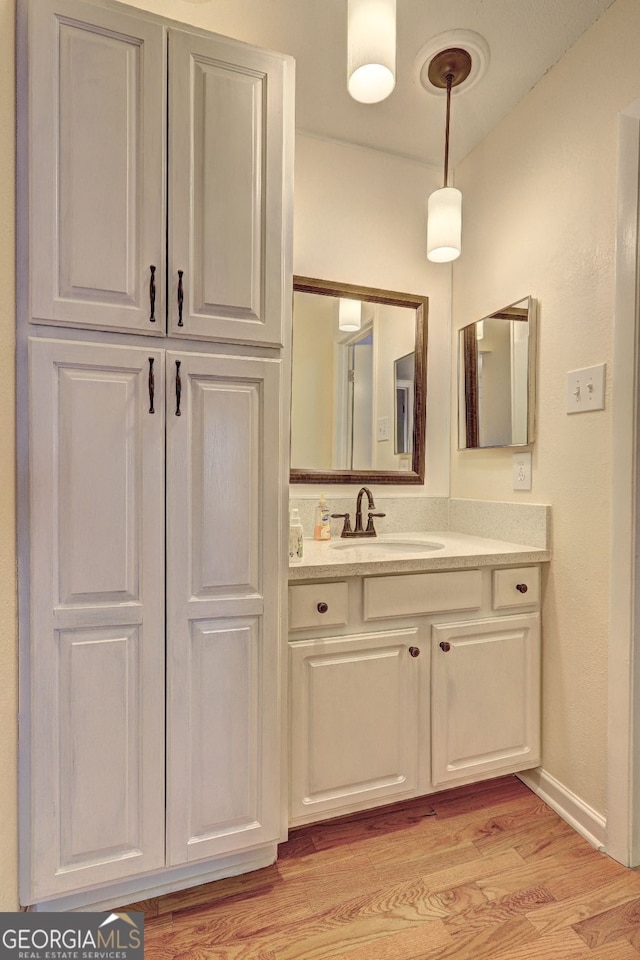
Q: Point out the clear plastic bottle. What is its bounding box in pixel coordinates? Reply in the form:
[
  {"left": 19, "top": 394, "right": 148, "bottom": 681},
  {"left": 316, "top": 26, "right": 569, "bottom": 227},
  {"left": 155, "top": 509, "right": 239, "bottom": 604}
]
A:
[
  {"left": 313, "top": 493, "right": 331, "bottom": 541},
  {"left": 289, "top": 508, "right": 304, "bottom": 563}
]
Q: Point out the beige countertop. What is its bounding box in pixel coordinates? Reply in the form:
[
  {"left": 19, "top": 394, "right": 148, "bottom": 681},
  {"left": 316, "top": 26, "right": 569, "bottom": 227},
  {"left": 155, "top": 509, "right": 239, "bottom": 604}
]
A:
[{"left": 288, "top": 531, "right": 550, "bottom": 581}]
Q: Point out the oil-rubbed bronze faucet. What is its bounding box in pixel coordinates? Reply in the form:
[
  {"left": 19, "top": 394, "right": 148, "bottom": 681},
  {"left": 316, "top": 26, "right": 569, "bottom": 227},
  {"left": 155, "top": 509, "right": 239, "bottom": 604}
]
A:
[{"left": 331, "top": 486, "right": 386, "bottom": 538}]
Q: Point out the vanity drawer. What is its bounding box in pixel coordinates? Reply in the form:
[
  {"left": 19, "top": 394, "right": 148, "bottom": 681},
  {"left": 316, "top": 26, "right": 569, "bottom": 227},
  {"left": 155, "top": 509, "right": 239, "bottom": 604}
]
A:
[
  {"left": 492, "top": 567, "right": 540, "bottom": 609},
  {"left": 289, "top": 582, "right": 349, "bottom": 631},
  {"left": 363, "top": 570, "right": 482, "bottom": 620}
]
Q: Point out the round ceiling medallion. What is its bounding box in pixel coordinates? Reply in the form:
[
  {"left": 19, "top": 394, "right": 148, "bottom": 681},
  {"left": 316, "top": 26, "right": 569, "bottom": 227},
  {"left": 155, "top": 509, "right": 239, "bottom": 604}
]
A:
[{"left": 414, "top": 29, "right": 490, "bottom": 96}]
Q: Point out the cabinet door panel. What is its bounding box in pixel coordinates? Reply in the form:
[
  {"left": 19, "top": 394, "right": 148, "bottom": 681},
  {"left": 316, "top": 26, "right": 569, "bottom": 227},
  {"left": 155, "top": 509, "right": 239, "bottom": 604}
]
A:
[
  {"left": 168, "top": 29, "right": 292, "bottom": 345},
  {"left": 58, "top": 626, "right": 144, "bottom": 866},
  {"left": 190, "top": 375, "right": 259, "bottom": 595},
  {"left": 431, "top": 614, "right": 540, "bottom": 786},
  {"left": 29, "top": 0, "right": 165, "bottom": 334},
  {"left": 187, "top": 619, "right": 260, "bottom": 840},
  {"left": 289, "top": 629, "right": 421, "bottom": 824},
  {"left": 57, "top": 365, "right": 139, "bottom": 604},
  {"left": 26, "top": 339, "right": 165, "bottom": 902},
  {"left": 166, "top": 352, "right": 283, "bottom": 865}
]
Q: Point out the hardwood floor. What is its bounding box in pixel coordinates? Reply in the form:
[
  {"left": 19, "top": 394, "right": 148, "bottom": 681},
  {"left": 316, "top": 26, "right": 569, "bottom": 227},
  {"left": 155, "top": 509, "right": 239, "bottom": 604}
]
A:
[{"left": 125, "top": 776, "right": 640, "bottom": 958}]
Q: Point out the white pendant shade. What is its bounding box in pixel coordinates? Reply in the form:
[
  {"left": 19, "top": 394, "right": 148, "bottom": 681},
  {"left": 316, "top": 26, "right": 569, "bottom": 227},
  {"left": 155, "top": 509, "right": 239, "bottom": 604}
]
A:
[
  {"left": 347, "top": 0, "right": 396, "bottom": 104},
  {"left": 427, "top": 186, "right": 462, "bottom": 263},
  {"left": 338, "top": 298, "right": 362, "bottom": 332}
]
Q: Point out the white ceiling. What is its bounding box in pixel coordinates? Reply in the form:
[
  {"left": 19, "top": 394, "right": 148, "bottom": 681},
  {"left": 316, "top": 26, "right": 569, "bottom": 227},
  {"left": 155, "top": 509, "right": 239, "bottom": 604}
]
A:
[{"left": 187, "top": 0, "right": 616, "bottom": 167}]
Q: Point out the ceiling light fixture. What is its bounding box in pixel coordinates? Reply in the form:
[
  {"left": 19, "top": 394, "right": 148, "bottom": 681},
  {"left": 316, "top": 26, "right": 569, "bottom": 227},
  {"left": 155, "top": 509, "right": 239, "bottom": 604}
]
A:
[
  {"left": 426, "top": 47, "right": 472, "bottom": 263},
  {"left": 338, "top": 298, "right": 362, "bottom": 332},
  {"left": 347, "top": 0, "right": 396, "bottom": 104}
]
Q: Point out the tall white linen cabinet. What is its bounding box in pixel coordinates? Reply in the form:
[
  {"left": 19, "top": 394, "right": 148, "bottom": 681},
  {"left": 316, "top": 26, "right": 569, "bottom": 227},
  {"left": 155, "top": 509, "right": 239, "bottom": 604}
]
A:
[{"left": 16, "top": 0, "right": 294, "bottom": 909}]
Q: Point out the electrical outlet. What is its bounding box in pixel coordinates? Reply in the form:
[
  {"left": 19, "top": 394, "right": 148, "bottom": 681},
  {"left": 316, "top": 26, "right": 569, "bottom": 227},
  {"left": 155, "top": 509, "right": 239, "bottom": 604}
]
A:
[
  {"left": 513, "top": 451, "right": 532, "bottom": 491},
  {"left": 566, "top": 363, "right": 606, "bottom": 414}
]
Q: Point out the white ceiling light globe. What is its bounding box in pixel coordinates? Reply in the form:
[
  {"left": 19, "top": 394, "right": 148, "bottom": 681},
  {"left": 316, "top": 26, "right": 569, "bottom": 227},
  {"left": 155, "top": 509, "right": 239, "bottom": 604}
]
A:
[{"left": 347, "top": 0, "right": 396, "bottom": 104}]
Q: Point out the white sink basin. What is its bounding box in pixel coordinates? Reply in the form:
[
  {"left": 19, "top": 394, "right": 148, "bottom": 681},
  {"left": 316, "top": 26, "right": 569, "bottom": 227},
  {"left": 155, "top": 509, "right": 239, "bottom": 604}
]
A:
[{"left": 330, "top": 538, "right": 444, "bottom": 555}]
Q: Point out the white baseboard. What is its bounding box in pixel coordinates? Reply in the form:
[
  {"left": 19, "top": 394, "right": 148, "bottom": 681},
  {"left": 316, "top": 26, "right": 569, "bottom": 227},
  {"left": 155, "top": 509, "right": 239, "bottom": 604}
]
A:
[{"left": 517, "top": 768, "right": 606, "bottom": 852}]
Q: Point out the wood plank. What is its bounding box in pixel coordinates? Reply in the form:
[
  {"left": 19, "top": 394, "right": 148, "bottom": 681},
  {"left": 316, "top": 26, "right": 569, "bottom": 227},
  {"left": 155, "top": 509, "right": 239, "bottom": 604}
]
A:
[
  {"left": 444, "top": 885, "right": 555, "bottom": 932},
  {"left": 437, "top": 916, "right": 539, "bottom": 960},
  {"left": 156, "top": 865, "right": 285, "bottom": 916},
  {"left": 489, "top": 927, "right": 639, "bottom": 960},
  {"left": 420, "top": 849, "right": 527, "bottom": 894},
  {"left": 527, "top": 874, "right": 640, "bottom": 936},
  {"left": 477, "top": 850, "right": 626, "bottom": 902},
  {"left": 572, "top": 894, "right": 640, "bottom": 948}
]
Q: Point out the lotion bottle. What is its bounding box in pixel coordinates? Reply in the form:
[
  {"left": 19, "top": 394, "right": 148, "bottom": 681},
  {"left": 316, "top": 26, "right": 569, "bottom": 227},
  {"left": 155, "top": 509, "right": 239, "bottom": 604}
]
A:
[
  {"left": 289, "top": 509, "right": 304, "bottom": 563},
  {"left": 313, "top": 493, "right": 331, "bottom": 541}
]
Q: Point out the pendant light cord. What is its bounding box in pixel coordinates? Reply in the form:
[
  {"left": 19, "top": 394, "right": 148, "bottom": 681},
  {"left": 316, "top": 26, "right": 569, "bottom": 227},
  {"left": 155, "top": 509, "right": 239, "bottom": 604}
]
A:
[{"left": 443, "top": 73, "right": 453, "bottom": 188}]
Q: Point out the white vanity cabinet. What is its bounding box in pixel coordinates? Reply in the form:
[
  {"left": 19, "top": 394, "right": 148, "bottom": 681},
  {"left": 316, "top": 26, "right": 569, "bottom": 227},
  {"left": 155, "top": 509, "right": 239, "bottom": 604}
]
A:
[
  {"left": 431, "top": 614, "right": 540, "bottom": 786},
  {"left": 26, "top": 0, "right": 291, "bottom": 346},
  {"left": 289, "top": 627, "right": 423, "bottom": 822},
  {"left": 288, "top": 565, "right": 541, "bottom": 827}
]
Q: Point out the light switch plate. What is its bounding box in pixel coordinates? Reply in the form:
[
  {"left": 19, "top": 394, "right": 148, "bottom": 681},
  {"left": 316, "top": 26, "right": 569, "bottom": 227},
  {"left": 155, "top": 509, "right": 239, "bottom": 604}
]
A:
[
  {"left": 513, "top": 451, "right": 532, "bottom": 491},
  {"left": 377, "top": 416, "right": 390, "bottom": 441},
  {"left": 566, "top": 363, "right": 606, "bottom": 414}
]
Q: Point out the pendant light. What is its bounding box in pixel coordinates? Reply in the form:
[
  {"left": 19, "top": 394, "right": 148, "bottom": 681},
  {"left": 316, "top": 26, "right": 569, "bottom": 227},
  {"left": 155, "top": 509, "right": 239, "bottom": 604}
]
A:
[
  {"left": 338, "top": 298, "right": 362, "bottom": 332},
  {"left": 426, "top": 48, "right": 472, "bottom": 263},
  {"left": 347, "top": 0, "right": 396, "bottom": 104}
]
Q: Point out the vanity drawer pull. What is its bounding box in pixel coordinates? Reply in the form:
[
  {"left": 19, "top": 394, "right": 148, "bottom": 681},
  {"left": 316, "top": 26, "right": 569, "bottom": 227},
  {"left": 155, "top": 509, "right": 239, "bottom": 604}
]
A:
[
  {"left": 492, "top": 567, "right": 540, "bottom": 610},
  {"left": 289, "top": 582, "right": 348, "bottom": 630},
  {"left": 439, "top": 641, "right": 451, "bottom": 653},
  {"left": 409, "top": 646, "right": 420, "bottom": 658}
]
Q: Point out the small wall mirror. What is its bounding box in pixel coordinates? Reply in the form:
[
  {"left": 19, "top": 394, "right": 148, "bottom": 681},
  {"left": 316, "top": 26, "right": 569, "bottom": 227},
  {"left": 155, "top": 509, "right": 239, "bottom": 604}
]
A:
[
  {"left": 458, "top": 296, "right": 537, "bottom": 449},
  {"left": 290, "top": 277, "right": 428, "bottom": 484}
]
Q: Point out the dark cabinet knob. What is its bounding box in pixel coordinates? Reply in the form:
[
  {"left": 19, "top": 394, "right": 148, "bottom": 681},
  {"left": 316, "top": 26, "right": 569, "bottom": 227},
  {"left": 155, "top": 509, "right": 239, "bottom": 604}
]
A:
[
  {"left": 516, "top": 583, "right": 528, "bottom": 594},
  {"left": 408, "top": 646, "right": 420, "bottom": 658},
  {"left": 439, "top": 641, "right": 451, "bottom": 653},
  {"left": 317, "top": 602, "right": 328, "bottom": 614}
]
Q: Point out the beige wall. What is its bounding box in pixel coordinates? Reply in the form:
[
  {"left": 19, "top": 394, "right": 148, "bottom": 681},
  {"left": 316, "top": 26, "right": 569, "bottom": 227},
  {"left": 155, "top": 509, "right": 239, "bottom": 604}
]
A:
[
  {"left": 290, "top": 293, "right": 335, "bottom": 469},
  {"left": 451, "top": 0, "right": 640, "bottom": 815}
]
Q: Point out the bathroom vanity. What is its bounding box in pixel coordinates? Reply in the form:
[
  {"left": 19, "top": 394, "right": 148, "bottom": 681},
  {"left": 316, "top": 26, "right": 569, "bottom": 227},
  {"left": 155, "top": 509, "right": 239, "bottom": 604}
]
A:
[{"left": 288, "top": 532, "right": 548, "bottom": 827}]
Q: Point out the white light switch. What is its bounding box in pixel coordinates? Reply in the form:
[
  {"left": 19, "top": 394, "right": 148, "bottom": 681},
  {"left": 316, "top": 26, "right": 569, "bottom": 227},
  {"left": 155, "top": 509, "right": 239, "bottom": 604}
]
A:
[
  {"left": 513, "top": 451, "right": 532, "bottom": 491},
  {"left": 566, "top": 363, "right": 606, "bottom": 414},
  {"left": 377, "top": 417, "right": 390, "bottom": 441}
]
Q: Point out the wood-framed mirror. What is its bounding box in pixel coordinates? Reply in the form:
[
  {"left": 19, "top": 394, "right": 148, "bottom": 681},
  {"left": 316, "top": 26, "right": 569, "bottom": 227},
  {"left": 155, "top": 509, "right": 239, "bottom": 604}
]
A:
[
  {"left": 290, "top": 277, "right": 428, "bottom": 484},
  {"left": 458, "top": 296, "right": 537, "bottom": 449}
]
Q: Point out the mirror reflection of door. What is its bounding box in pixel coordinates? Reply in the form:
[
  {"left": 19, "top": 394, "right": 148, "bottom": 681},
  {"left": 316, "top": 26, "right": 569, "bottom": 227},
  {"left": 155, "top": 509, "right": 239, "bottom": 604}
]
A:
[
  {"left": 394, "top": 351, "right": 415, "bottom": 455},
  {"left": 350, "top": 335, "right": 373, "bottom": 469},
  {"left": 331, "top": 326, "right": 373, "bottom": 470}
]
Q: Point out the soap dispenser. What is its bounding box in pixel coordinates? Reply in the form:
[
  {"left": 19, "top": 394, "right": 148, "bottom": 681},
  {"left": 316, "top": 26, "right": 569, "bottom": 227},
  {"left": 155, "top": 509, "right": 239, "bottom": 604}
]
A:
[
  {"left": 289, "top": 509, "right": 304, "bottom": 563},
  {"left": 313, "top": 494, "right": 331, "bottom": 541}
]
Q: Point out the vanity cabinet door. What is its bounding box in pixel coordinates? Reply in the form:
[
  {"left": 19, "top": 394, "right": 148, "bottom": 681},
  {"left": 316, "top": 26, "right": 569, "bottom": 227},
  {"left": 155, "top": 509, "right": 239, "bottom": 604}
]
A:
[
  {"left": 25, "top": 339, "right": 166, "bottom": 902},
  {"left": 165, "top": 351, "right": 284, "bottom": 865},
  {"left": 289, "top": 629, "right": 422, "bottom": 826},
  {"left": 27, "top": 0, "right": 166, "bottom": 334},
  {"left": 431, "top": 614, "right": 540, "bottom": 787},
  {"left": 168, "top": 29, "right": 292, "bottom": 346}
]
